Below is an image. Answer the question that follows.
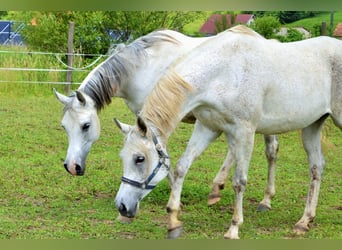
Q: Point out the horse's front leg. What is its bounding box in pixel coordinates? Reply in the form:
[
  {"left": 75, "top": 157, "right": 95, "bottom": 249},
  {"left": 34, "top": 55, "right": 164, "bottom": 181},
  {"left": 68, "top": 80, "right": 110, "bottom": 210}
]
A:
[
  {"left": 224, "top": 127, "right": 255, "bottom": 239},
  {"left": 257, "top": 134, "right": 279, "bottom": 211},
  {"left": 294, "top": 116, "right": 327, "bottom": 234},
  {"left": 167, "top": 121, "right": 220, "bottom": 239}
]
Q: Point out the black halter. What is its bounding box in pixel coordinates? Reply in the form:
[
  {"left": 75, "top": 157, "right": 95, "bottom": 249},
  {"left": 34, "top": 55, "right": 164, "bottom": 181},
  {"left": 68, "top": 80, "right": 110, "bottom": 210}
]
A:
[{"left": 121, "top": 131, "right": 170, "bottom": 190}]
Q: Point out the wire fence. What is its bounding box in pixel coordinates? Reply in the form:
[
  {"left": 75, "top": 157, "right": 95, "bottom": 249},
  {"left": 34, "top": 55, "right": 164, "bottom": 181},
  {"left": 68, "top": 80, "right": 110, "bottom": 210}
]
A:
[{"left": 0, "top": 49, "right": 108, "bottom": 86}]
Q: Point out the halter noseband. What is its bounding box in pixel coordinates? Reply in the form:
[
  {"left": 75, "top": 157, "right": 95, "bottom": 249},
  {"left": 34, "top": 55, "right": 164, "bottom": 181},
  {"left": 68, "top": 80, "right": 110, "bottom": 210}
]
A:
[{"left": 121, "top": 131, "right": 170, "bottom": 190}]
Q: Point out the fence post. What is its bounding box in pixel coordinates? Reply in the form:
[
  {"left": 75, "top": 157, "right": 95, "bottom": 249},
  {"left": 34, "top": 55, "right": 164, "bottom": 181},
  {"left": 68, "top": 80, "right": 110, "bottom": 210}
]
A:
[
  {"left": 330, "top": 11, "right": 334, "bottom": 36},
  {"left": 321, "top": 21, "right": 327, "bottom": 36},
  {"left": 65, "top": 21, "right": 74, "bottom": 95}
]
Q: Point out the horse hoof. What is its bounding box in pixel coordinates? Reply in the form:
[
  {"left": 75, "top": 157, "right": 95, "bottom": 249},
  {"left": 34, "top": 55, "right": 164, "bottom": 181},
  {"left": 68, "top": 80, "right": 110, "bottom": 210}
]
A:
[
  {"left": 116, "top": 214, "right": 134, "bottom": 224},
  {"left": 257, "top": 203, "right": 271, "bottom": 212},
  {"left": 208, "top": 196, "right": 221, "bottom": 206},
  {"left": 293, "top": 224, "right": 309, "bottom": 235},
  {"left": 167, "top": 227, "right": 183, "bottom": 239}
]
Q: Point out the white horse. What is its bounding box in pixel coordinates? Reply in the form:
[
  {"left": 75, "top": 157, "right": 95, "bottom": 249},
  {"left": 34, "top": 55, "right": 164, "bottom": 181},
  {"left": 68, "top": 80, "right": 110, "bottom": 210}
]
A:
[
  {"left": 114, "top": 25, "right": 342, "bottom": 239},
  {"left": 54, "top": 28, "right": 279, "bottom": 210}
]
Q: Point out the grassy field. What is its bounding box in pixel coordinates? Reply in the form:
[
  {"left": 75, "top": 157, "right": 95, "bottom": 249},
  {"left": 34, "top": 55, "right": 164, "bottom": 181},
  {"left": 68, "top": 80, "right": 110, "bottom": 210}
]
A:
[
  {"left": 287, "top": 11, "right": 342, "bottom": 35},
  {"left": 1, "top": 19, "right": 342, "bottom": 238},
  {"left": 0, "top": 81, "right": 341, "bottom": 239}
]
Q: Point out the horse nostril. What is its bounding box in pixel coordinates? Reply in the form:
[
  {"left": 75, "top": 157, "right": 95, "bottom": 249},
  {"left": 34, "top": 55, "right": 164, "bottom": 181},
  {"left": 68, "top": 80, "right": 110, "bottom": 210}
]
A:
[
  {"left": 75, "top": 164, "right": 84, "bottom": 176},
  {"left": 64, "top": 163, "right": 71, "bottom": 174},
  {"left": 119, "top": 203, "right": 128, "bottom": 215}
]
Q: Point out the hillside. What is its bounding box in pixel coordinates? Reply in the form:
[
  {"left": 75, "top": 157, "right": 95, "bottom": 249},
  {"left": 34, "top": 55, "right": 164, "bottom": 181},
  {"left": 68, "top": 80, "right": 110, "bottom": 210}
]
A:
[
  {"left": 287, "top": 11, "right": 342, "bottom": 35},
  {"left": 184, "top": 11, "right": 342, "bottom": 37}
]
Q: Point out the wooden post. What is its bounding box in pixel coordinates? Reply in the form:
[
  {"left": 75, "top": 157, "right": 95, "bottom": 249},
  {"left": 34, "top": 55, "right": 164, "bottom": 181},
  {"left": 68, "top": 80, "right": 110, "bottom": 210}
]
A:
[
  {"left": 65, "top": 21, "right": 74, "bottom": 95},
  {"left": 321, "top": 21, "right": 327, "bottom": 36},
  {"left": 330, "top": 11, "right": 334, "bottom": 36}
]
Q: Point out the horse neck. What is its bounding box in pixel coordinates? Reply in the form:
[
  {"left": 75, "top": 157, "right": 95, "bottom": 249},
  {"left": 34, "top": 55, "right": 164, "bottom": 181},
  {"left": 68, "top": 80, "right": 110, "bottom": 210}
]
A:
[
  {"left": 119, "top": 37, "right": 206, "bottom": 114},
  {"left": 140, "top": 70, "right": 197, "bottom": 141}
]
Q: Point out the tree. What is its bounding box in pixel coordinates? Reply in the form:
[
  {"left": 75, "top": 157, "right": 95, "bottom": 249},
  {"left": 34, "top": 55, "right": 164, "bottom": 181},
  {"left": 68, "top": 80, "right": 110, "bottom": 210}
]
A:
[
  {"left": 245, "top": 11, "right": 321, "bottom": 24},
  {"left": 214, "top": 12, "right": 236, "bottom": 33},
  {"left": 5, "top": 11, "right": 204, "bottom": 55},
  {"left": 0, "top": 11, "right": 7, "bottom": 18},
  {"left": 275, "top": 28, "right": 304, "bottom": 42},
  {"left": 102, "top": 11, "right": 204, "bottom": 42},
  {"left": 250, "top": 15, "right": 281, "bottom": 39}
]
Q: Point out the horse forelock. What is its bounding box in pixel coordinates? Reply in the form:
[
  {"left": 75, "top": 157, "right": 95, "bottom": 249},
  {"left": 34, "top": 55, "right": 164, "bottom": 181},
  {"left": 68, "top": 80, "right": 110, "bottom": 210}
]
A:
[{"left": 141, "top": 70, "right": 194, "bottom": 137}]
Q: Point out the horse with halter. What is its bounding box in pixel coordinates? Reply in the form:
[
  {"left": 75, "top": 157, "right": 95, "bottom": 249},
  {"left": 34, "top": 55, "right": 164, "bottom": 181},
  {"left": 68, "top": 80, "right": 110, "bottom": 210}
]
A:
[
  {"left": 54, "top": 28, "right": 279, "bottom": 211},
  {"left": 114, "top": 25, "right": 342, "bottom": 239}
]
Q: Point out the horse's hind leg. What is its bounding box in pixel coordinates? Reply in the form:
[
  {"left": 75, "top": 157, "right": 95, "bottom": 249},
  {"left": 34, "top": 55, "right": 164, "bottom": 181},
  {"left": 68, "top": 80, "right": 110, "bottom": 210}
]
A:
[
  {"left": 167, "top": 121, "right": 221, "bottom": 239},
  {"left": 257, "top": 135, "right": 279, "bottom": 211},
  {"left": 331, "top": 77, "right": 342, "bottom": 130},
  {"left": 224, "top": 127, "right": 255, "bottom": 239},
  {"left": 208, "top": 150, "right": 234, "bottom": 205},
  {"left": 294, "top": 115, "right": 328, "bottom": 234},
  {"left": 208, "top": 134, "right": 279, "bottom": 210}
]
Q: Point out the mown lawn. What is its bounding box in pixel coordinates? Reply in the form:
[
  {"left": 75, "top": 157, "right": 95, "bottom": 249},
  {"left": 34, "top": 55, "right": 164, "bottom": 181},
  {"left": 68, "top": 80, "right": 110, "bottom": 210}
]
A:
[{"left": 0, "top": 83, "right": 341, "bottom": 239}]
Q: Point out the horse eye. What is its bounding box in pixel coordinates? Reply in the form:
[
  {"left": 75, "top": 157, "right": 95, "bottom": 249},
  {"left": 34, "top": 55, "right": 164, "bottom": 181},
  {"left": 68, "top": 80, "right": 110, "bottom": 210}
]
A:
[
  {"left": 82, "top": 122, "right": 91, "bottom": 131},
  {"left": 135, "top": 155, "right": 145, "bottom": 165}
]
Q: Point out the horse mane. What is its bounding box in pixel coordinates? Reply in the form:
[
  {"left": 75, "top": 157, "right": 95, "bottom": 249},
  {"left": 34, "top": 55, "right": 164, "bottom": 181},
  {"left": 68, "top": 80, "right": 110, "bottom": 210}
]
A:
[
  {"left": 228, "top": 25, "right": 264, "bottom": 39},
  {"left": 80, "top": 30, "right": 181, "bottom": 111},
  {"left": 140, "top": 70, "right": 194, "bottom": 137}
]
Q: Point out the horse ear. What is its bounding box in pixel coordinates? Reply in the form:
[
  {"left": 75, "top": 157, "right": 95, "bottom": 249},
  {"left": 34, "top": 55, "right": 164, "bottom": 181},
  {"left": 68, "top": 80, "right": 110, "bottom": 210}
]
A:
[
  {"left": 75, "top": 90, "right": 86, "bottom": 106},
  {"left": 113, "top": 118, "right": 131, "bottom": 135},
  {"left": 137, "top": 116, "right": 147, "bottom": 136},
  {"left": 53, "top": 88, "right": 71, "bottom": 105}
]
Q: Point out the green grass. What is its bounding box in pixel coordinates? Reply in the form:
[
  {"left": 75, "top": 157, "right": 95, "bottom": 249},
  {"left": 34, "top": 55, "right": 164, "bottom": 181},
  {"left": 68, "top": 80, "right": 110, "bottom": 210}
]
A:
[
  {"left": 0, "top": 82, "right": 341, "bottom": 239},
  {"left": 287, "top": 11, "right": 342, "bottom": 35},
  {"left": 0, "top": 45, "right": 105, "bottom": 88}
]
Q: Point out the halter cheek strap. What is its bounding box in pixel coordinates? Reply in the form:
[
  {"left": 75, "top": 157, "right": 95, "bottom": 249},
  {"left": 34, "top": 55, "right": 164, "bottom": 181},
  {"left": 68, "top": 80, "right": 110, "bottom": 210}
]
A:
[{"left": 121, "top": 131, "right": 170, "bottom": 190}]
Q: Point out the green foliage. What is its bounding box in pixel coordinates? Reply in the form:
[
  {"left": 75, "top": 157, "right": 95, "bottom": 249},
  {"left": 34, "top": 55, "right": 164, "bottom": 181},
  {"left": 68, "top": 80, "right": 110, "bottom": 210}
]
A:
[
  {"left": 5, "top": 11, "right": 204, "bottom": 55},
  {"left": 102, "top": 11, "right": 204, "bottom": 41},
  {"left": 251, "top": 11, "right": 322, "bottom": 24},
  {"left": 287, "top": 11, "right": 342, "bottom": 37},
  {"left": 250, "top": 15, "right": 281, "bottom": 39},
  {"left": 278, "top": 11, "right": 317, "bottom": 24},
  {"left": 214, "top": 15, "right": 229, "bottom": 33},
  {"left": 275, "top": 28, "right": 305, "bottom": 42},
  {"left": 0, "top": 11, "right": 7, "bottom": 18},
  {"left": 214, "top": 12, "right": 235, "bottom": 34}
]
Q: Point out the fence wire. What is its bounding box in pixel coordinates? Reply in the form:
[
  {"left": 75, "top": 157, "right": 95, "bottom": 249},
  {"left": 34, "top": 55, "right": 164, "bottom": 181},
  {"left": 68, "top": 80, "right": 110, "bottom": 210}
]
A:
[{"left": 0, "top": 49, "right": 107, "bottom": 85}]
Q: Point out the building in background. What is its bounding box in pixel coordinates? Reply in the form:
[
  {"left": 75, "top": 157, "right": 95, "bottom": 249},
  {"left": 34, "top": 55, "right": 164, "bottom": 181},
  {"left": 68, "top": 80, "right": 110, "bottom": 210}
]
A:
[{"left": 199, "top": 14, "right": 254, "bottom": 36}]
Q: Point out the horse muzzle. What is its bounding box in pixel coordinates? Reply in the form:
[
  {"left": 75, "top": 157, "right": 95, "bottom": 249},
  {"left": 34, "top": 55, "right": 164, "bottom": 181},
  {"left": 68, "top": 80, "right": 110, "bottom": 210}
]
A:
[
  {"left": 117, "top": 202, "right": 138, "bottom": 218},
  {"left": 64, "top": 161, "right": 85, "bottom": 176}
]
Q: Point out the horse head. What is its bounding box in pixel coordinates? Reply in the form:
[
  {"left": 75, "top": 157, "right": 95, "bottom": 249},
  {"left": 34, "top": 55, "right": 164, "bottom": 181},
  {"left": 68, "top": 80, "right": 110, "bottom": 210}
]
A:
[
  {"left": 113, "top": 117, "right": 170, "bottom": 218},
  {"left": 54, "top": 88, "right": 100, "bottom": 176}
]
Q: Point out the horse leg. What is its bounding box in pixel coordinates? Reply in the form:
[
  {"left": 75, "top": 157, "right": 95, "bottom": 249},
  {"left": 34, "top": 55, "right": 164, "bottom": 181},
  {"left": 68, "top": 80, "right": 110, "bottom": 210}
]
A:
[
  {"left": 294, "top": 115, "right": 328, "bottom": 234},
  {"left": 209, "top": 134, "right": 279, "bottom": 208},
  {"left": 208, "top": 150, "right": 234, "bottom": 205},
  {"left": 167, "top": 121, "right": 221, "bottom": 239},
  {"left": 224, "top": 127, "right": 255, "bottom": 239},
  {"left": 257, "top": 135, "right": 279, "bottom": 211}
]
